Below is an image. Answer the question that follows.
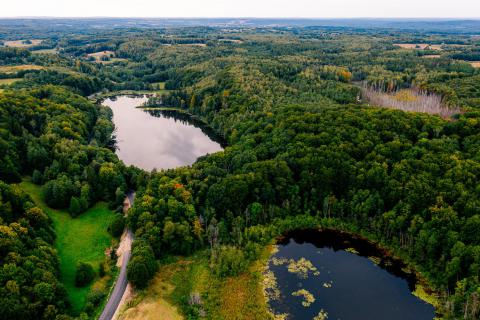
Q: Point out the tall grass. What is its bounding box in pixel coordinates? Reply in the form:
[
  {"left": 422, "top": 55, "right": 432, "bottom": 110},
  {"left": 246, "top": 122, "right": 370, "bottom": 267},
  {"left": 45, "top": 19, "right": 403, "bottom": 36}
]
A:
[{"left": 361, "top": 85, "right": 461, "bottom": 118}]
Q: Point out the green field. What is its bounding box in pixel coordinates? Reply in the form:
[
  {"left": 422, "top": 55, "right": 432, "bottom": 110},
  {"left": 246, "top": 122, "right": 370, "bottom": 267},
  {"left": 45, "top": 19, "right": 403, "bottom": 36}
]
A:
[{"left": 19, "top": 181, "right": 116, "bottom": 314}]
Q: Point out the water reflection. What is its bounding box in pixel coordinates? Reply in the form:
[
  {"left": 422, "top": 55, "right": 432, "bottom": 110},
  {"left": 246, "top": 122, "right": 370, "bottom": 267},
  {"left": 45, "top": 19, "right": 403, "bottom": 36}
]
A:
[{"left": 103, "top": 95, "right": 223, "bottom": 171}]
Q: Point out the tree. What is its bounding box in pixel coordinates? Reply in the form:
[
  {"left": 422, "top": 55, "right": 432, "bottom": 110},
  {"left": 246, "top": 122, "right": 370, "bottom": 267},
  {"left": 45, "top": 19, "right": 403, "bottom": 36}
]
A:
[
  {"left": 108, "top": 214, "right": 125, "bottom": 237},
  {"left": 69, "top": 197, "right": 82, "bottom": 217},
  {"left": 32, "top": 169, "right": 43, "bottom": 185},
  {"left": 213, "top": 246, "right": 247, "bottom": 277},
  {"left": 127, "top": 241, "right": 157, "bottom": 289},
  {"left": 44, "top": 175, "right": 75, "bottom": 209}
]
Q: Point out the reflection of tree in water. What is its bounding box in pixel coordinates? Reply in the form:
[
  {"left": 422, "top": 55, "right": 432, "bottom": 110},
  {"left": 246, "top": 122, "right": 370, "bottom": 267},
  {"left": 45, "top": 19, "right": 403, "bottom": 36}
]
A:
[
  {"left": 277, "top": 229, "right": 420, "bottom": 290},
  {"left": 145, "top": 109, "right": 227, "bottom": 148}
]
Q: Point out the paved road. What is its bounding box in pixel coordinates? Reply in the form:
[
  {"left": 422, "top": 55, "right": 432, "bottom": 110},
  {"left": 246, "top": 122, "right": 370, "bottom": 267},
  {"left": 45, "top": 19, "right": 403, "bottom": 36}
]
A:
[{"left": 99, "top": 192, "right": 135, "bottom": 320}]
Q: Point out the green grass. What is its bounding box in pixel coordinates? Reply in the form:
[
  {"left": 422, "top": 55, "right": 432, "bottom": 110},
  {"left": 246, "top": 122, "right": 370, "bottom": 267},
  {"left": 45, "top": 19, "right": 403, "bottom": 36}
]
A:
[{"left": 19, "top": 180, "right": 116, "bottom": 314}]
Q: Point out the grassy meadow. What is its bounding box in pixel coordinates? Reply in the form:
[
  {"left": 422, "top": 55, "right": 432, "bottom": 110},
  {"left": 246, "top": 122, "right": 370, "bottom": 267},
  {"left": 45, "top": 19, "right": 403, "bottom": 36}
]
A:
[
  {"left": 120, "top": 249, "right": 272, "bottom": 320},
  {"left": 19, "top": 180, "right": 116, "bottom": 314}
]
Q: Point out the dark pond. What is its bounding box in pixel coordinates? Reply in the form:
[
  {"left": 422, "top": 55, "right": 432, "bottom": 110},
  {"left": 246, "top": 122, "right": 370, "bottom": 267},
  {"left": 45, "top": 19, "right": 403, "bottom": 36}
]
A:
[
  {"left": 103, "top": 95, "right": 224, "bottom": 171},
  {"left": 266, "top": 229, "right": 435, "bottom": 320}
]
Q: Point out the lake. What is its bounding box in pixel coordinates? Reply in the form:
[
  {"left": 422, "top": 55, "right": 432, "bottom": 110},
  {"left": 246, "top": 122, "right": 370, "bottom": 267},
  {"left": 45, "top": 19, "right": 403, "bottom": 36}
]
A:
[
  {"left": 103, "top": 95, "right": 224, "bottom": 171},
  {"left": 265, "top": 229, "right": 435, "bottom": 320}
]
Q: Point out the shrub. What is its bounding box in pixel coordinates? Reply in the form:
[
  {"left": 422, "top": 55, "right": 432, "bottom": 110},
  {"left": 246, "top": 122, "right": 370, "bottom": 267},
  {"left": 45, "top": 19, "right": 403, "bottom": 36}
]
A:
[
  {"left": 75, "top": 262, "right": 95, "bottom": 287},
  {"left": 32, "top": 169, "right": 43, "bottom": 185},
  {"left": 99, "top": 262, "right": 106, "bottom": 277},
  {"left": 108, "top": 214, "right": 125, "bottom": 237},
  {"left": 213, "top": 245, "right": 248, "bottom": 277}
]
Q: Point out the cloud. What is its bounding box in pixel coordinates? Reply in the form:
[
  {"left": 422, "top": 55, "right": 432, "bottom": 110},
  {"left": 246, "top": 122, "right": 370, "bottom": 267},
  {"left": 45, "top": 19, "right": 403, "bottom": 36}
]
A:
[{"left": 2, "top": 0, "right": 479, "bottom": 18}]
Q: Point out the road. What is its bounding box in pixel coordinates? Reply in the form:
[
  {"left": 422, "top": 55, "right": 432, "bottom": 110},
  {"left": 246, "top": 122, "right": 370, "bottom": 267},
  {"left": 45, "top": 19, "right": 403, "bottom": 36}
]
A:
[{"left": 99, "top": 191, "right": 135, "bottom": 320}]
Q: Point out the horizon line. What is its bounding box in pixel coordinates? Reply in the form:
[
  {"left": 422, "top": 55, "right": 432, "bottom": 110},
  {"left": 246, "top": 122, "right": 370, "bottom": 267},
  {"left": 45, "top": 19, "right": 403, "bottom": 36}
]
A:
[{"left": 1, "top": 16, "right": 480, "bottom": 20}]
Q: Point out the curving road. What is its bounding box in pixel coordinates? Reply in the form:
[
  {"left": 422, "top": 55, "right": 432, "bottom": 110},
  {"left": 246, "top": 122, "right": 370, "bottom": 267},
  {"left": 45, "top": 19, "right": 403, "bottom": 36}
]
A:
[{"left": 99, "top": 191, "right": 135, "bottom": 320}]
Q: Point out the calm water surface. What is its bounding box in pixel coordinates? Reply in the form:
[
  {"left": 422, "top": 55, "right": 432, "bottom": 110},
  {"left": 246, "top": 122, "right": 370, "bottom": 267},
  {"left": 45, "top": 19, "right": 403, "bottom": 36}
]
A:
[
  {"left": 103, "top": 95, "right": 223, "bottom": 171},
  {"left": 268, "top": 229, "right": 435, "bottom": 320}
]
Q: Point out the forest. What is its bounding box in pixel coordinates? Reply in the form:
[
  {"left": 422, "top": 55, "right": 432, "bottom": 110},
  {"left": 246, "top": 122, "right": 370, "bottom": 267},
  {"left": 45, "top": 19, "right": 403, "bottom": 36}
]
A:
[{"left": 1, "top": 19, "right": 480, "bottom": 319}]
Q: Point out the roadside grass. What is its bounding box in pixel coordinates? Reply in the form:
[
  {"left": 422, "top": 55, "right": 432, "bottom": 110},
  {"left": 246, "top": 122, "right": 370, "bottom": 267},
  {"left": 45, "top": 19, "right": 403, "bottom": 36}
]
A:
[
  {"left": 19, "top": 180, "right": 116, "bottom": 314},
  {"left": 120, "top": 249, "right": 272, "bottom": 320}
]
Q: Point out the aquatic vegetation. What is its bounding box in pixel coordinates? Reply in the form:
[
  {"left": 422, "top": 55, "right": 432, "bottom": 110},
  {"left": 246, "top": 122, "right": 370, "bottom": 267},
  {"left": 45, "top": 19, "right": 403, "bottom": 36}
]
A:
[
  {"left": 273, "top": 313, "right": 289, "bottom": 320},
  {"left": 345, "top": 247, "right": 359, "bottom": 254},
  {"left": 413, "top": 283, "right": 440, "bottom": 308},
  {"left": 322, "top": 281, "right": 332, "bottom": 288},
  {"left": 292, "top": 289, "right": 315, "bottom": 307},
  {"left": 313, "top": 309, "right": 329, "bottom": 320},
  {"left": 287, "top": 257, "right": 320, "bottom": 279},
  {"left": 271, "top": 257, "right": 290, "bottom": 266},
  {"left": 262, "top": 269, "right": 281, "bottom": 301},
  {"left": 402, "top": 267, "right": 413, "bottom": 274},
  {"left": 368, "top": 256, "right": 381, "bottom": 265},
  {"left": 271, "top": 245, "right": 279, "bottom": 255}
]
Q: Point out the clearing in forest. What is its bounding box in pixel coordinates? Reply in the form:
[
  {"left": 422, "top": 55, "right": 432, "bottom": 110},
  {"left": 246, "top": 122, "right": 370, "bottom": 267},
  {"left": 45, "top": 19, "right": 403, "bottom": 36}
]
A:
[
  {"left": 19, "top": 180, "right": 116, "bottom": 314},
  {"left": 361, "top": 87, "right": 461, "bottom": 118},
  {"left": 471, "top": 62, "right": 480, "bottom": 68},
  {"left": 0, "top": 64, "right": 45, "bottom": 73},
  {"left": 3, "top": 39, "right": 43, "bottom": 48},
  {"left": 394, "top": 43, "right": 443, "bottom": 50}
]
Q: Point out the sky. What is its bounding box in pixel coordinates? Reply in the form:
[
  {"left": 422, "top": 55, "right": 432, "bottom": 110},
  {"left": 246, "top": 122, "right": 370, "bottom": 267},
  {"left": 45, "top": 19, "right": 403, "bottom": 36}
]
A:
[{"left": 1, "top": 0, "right": 479, "bottom": 18}]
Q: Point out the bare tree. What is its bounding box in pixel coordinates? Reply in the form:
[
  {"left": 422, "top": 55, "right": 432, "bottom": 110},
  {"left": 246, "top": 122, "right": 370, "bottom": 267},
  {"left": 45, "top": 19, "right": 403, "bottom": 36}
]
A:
[{"left": 361, "top": 84, "right": 461, "bottom": 118}]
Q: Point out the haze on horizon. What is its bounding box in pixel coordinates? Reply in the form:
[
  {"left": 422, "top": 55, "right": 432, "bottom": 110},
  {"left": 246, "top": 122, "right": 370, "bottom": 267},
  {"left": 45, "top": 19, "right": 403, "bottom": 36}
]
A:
[{"left": 1, "top": 0, "right": 480, "bottom": 19}]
